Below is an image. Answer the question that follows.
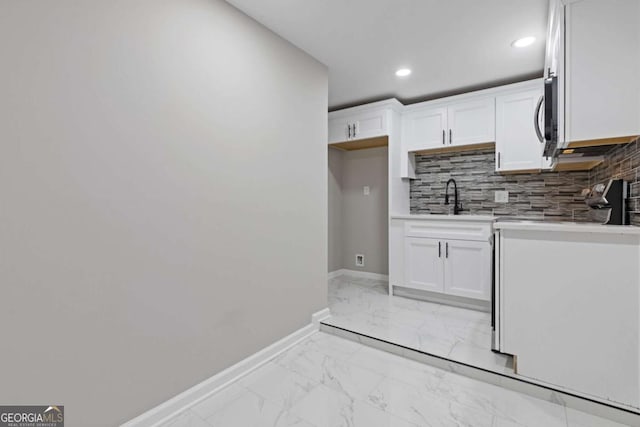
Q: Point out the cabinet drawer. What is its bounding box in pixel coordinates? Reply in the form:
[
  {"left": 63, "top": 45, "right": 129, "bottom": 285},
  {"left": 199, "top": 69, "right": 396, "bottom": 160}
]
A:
[{"left": 404, "top": 220, "right": 492, "bottom": 242}]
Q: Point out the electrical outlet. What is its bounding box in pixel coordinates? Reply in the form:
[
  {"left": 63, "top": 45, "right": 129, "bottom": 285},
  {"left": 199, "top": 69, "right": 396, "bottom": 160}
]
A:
[
  {"left": 355, "top": 254, "right": 365, "bottom": 267},
  {"left": 363, "top": 186, "right": 370, "bottom": 196},
  {"left": 495, "top": 190, "right": 509, "bottom": 203}
]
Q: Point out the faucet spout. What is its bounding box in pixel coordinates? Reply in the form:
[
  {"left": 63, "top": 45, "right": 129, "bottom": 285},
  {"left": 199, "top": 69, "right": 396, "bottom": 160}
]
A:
[{"left": 445, "top": 178, "right": 462, "bottom": 215}]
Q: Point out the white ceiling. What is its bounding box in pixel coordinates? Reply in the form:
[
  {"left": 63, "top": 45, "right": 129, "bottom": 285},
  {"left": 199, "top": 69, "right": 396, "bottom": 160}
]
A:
[{"left": 226, "top": 0, "right": 548, "bottom": 110}]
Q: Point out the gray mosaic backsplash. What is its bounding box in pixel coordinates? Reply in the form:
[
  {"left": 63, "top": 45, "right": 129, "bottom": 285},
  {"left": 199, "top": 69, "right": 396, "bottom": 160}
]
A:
[
  {"left": 410, "top": 140, "right": 640, "bottom": 224},
  {"left": 411, "top": 148, "right": 589, "bottom": 221},
  {"left": 410, "top": 148, "right": 591, "bottom": 221},
  {"left": 589, "top": 139, "right": 640, "bottom": 226}
]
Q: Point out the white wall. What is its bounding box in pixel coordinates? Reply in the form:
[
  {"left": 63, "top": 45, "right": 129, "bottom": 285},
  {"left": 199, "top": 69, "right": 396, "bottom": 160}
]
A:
[
  {"left": 328, "top": 147, "right": 389, "bottom": 275},
  {"left": 0, "top": 1, "right": 328, "bottom": 426}
]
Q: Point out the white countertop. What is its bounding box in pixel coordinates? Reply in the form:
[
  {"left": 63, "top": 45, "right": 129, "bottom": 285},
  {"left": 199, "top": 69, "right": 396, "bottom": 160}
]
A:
[
  {"left": 390, "top": 214, "right": 496, "bottom": 222},
  {"left": 494, "top": 220, "right": 640, "bottom": 235},
  {"left": 391, "top": 214, "right": 640, "bottom": 234}
]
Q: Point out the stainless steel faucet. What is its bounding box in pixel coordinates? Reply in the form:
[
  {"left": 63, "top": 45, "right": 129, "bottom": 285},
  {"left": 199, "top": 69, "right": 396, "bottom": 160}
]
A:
[{"left": 445, "top": 178, "right": 463, "bottom": 215}]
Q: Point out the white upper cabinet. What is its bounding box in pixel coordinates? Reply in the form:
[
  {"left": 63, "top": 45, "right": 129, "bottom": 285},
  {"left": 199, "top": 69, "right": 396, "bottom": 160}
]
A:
[
  {"left": 328, "top": 117, "right": 353, "bottom": 143},
  {"left": 545, "top": 0, "right": 564, "bottom": 78},
  {"left": 495, "top": 86, "right": 551, "bottom": 173},
  {"left": 354, "top": 110, "right": 388, "bottom": 140},
  {"left": 447, "top": 98, "right": 495, "bottom": 147},
  {"left": 328, "top": 107, "right": 388, "bottom": 143},
  {"left": 402, "top": 107, "right": 447, "bottom": 151},
  {"left": 401, "top": 97, "right": 495, "bottom": 154},
  {"left": 551, "top": 0, "right": 640, "bottom": 146}
]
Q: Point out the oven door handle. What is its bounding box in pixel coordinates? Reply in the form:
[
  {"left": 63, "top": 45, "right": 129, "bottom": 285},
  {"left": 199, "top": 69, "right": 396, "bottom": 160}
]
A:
[{"left": 534, "top": 95, "right": 545, "bottom": 144}]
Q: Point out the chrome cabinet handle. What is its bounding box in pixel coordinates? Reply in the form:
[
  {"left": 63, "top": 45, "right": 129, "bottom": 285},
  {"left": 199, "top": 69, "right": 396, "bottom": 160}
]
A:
[
  {"left": 348, "top": 124, "right": 353, "bottom": 139},
  {"left": 446, "top": 242, "right": 449, "bottom": 258},
  {"left": 497, "top": 152, "right": 501, "bottom": 169},
  {"left": 442, "top": 130, "right": 445, "bottom": 145},
  {"left": 438, "top": 241, "right": 441, "bottom": 258},
  {"left": 534, "top": 95, "right": 545, "bottom": 143},
  {"left": 449, "top": 129, "right": 452, "bottom": 144}
]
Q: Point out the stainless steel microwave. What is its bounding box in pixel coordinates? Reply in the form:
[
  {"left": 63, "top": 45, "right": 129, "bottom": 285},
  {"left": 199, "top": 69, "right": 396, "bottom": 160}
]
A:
[{"left": 535, "top": 73, "right": 559, "bottom": 158}]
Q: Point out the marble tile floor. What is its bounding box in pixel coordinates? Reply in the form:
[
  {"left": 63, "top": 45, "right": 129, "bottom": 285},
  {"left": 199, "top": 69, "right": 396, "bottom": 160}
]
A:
[
  {"left": 159, "top": 332, "right": 626, "bottom": 427},
  {"left": 323, "top": 274, "right": 513, "bottom": 375}
]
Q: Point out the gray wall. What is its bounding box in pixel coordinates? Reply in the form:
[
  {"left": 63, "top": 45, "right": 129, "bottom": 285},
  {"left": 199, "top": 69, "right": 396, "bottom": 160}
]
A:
[
  {"left": 0, "top": 1, "right": 328, "bottom": 426},
  {"left": 328, "top": 147, "right": 389, "bottom": 275},
  {"left": 328, "top": 148, "right": 344, "bottom": 272},
  {"left": 410, "top": 148, "right": 591, "bottom": 221}
]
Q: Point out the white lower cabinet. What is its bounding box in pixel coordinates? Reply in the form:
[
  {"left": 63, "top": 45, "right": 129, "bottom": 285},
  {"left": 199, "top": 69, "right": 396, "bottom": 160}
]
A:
[
  {"left": 394, "top": 218, "right": 493, "bottom": 303},
  {"left": 404, "top": 237, "right": 491, "bottom": 301},
  {"left": 404, "top": 237, "right": 444, "bottom": 292},
  {"left": 443, "top": 239, "right": 491, "bottom": 300}
]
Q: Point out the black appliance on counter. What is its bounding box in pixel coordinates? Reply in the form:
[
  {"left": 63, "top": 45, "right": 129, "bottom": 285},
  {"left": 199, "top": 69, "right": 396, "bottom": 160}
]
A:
[{"left": 584, "top": 179, "right": 629, "bottom": 225}]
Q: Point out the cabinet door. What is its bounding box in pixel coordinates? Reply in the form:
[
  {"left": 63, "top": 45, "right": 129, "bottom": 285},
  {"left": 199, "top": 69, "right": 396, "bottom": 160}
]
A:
[
  {"left": 328, "top": 117, "right": 352, "bottom": 143},
  {"left": 402, "top": 107, "right": 448, "bottom": 151},
  {"left": 443, "top": 240, "right": 491, "bottom": 301},
  {"left": 328, "top": 110, "right": 388, "bottom": 143},
  {"left": 495, "top": 89, "right": 545, "bottom": 172},
  {"left": 545, "top": 0, "right": 565, "bottom": 148},
  {"left": 352, "top": 110, "right": 387, "bottom": 140},
  {"left": 404, "top": 237, "right": 444, "bottom": 293},
  {"left": 565, "top": 0, "right": 640, "bottom": 143},
  {"left": 545, "top": 0, "right": 563, "bottom": 78},
  {"left": 447, "top": 98, "right": 495, "bottom": 146}
]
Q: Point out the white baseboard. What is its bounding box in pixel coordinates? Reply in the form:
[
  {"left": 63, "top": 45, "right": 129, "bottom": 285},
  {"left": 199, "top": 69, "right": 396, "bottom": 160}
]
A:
[
  {"left": 393, "top": 286, "right": 490, "bottom": 312},
  {"left": 121, "top": 308, "right": 330, "bottom": 427},
  {"left": 329, "top": 268, "right": 389, "bottom": 281},
  {"left": 327, "top": 269, "right": 344, "bottom": 280},
  {"left": 311, "top": 308, "right": 331, "bottom": 326}
]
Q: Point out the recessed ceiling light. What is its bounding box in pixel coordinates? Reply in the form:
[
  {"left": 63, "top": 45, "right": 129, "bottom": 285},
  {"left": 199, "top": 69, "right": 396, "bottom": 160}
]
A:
[
  {"left": 512, "top": 36, "right": 536, "bottom": 48},
  {"left": 395, "top": 68, "right": 412, "bottom": 77}
]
